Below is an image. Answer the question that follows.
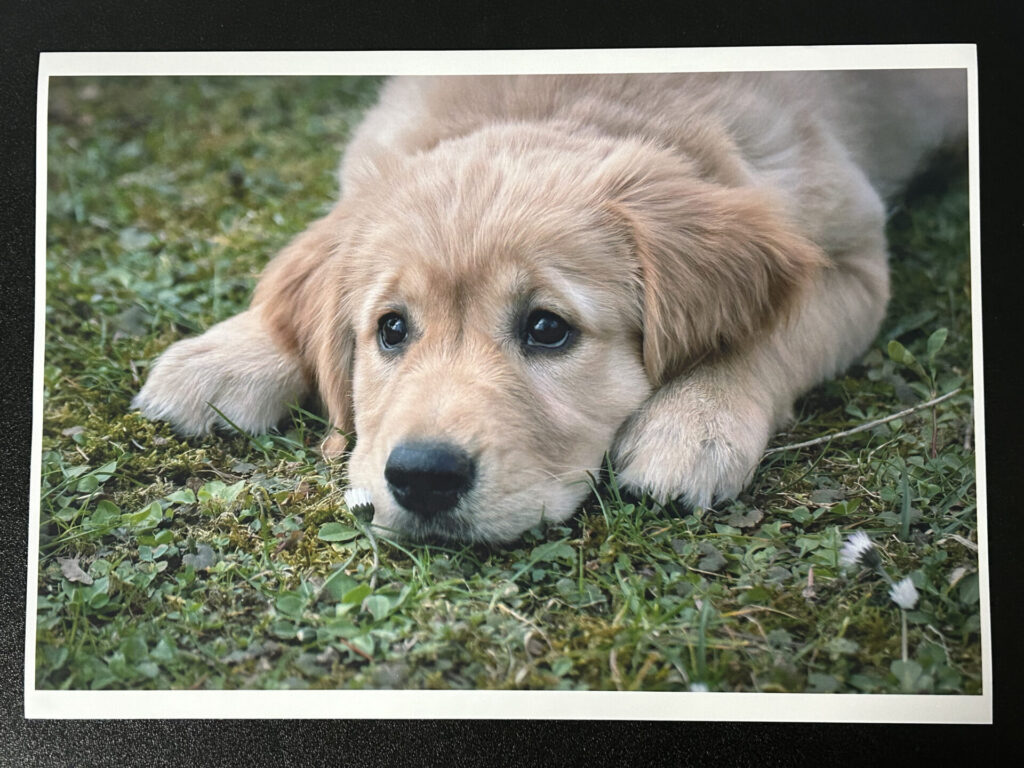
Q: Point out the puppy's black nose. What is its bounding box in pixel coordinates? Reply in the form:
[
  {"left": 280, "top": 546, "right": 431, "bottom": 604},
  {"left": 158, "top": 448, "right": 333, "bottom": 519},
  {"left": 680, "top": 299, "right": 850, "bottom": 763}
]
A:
[{"left": 385, "top": 441, "right": 476, "bottom": 518}]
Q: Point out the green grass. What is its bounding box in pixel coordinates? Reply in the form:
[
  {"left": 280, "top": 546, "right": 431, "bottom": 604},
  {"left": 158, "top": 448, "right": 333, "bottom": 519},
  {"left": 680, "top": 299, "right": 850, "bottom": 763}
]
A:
[{"left": 36, "top": 75, "right": 980, "bottom": 693}]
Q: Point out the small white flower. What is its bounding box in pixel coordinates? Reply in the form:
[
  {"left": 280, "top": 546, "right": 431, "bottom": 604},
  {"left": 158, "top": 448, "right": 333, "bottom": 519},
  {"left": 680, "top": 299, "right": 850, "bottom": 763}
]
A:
[
  {"left": 344, "top": 487, "right": 375, "bottom": 521},
  {"left": 889, "top": 577, "right": 920, "bottom": 610},
  {"left": 689, "top": 682, "right": 709, "bottom": 692},
  {"left": 344, "top": 486, "right": 372, "bottom": 508},
  {"left": 839, "top": 530, "right": 876, "bottom": 568}
]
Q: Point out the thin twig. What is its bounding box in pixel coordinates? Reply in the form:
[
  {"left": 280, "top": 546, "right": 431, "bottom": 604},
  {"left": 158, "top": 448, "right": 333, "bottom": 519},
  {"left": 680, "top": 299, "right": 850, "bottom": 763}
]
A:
[
  {"left": 939, "top": 533, "right": 978, "bottom": 552},
  {"left": 721, "top": 605, "right": 802, "bottom": 621},
  {"left": 495, "top": 601, "right": 550, "bottom": 647},
  {"left": 338, "top": 637, "right": 373, "bottom": 661},
  {"left": 764, "top": 388, "right": 964, "bottom": 457}
]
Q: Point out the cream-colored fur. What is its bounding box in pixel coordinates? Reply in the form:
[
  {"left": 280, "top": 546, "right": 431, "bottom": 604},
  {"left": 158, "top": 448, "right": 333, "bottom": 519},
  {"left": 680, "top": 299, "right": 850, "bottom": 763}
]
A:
[{"left": 133, "top": 71, "right": 966, "bottom": 543}]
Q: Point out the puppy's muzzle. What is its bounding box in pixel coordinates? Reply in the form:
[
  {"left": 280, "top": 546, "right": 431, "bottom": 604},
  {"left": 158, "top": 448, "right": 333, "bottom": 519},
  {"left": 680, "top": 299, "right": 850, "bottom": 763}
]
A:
[{"left": 384, "top": 441, "right": 477, "bottom": 518}]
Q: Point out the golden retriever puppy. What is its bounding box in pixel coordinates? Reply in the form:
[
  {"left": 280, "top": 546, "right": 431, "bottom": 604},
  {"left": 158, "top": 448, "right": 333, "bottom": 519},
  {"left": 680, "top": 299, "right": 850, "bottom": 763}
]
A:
[{"left": 133, "top": 72, "right": 967, "bottom": 543}]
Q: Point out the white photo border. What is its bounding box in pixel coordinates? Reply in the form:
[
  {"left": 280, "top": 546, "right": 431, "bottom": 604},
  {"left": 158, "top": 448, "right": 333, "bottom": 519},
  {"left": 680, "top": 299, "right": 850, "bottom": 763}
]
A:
[{"left": 27, "top": 45, "right": 988, "bottom": 722}]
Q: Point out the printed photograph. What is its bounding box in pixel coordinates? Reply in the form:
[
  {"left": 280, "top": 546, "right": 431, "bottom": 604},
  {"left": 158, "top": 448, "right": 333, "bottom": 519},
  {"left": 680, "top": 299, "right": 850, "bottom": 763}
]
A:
[{"left": 33, "top": 60, "right": 982, "bottom": 706}]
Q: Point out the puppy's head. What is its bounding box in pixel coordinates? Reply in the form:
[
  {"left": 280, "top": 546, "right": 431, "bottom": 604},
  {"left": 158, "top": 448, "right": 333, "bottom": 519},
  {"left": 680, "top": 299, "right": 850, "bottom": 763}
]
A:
[{"left": 268, "top": 127, "right": 821, "bottom": 543}]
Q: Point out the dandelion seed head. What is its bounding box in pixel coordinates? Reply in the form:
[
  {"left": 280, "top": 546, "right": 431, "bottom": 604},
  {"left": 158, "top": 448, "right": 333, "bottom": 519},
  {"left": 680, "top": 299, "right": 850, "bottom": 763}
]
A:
[
  {"left": 344, "top": 487, "right": 375, "bottom": 521},
  {"left": 839, "top": 530, "right": 878, "bottom": 569},
  {"left": 889, "top": 576, "right": 920, "bottom": 610}
]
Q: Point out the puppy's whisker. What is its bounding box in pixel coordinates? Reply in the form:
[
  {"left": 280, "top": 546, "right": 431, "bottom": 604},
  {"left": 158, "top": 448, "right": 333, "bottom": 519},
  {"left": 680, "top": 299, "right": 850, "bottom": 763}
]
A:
[{"left": 515, "top": 465, "right": 597, "bottom": 494}]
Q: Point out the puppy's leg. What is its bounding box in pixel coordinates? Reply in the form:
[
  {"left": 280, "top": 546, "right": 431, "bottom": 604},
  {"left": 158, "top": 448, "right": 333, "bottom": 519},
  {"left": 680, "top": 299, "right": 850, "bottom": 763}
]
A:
[
  {"left": 134, "top": 207, "right": 349, "bottom": 438},
  {"left": 613, "top": 238, "right": 890, "bottom": 507},
  {"left": 132, "top": 307, "right": 310, "bottom": 436}
]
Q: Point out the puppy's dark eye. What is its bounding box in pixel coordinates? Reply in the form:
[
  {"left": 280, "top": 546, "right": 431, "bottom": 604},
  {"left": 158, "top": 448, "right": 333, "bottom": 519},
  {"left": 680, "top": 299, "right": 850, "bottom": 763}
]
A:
[
  {"left": 523, "top": 310, "right": 574, "bottom": 350},
  {"left": 378, "top": 312, "right": 409, "bottom": 350}
]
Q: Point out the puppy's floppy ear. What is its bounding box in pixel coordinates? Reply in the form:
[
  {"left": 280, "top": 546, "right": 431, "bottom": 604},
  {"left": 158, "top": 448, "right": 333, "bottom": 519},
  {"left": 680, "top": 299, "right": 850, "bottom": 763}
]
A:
[
  {"left": 253, "top": 207, "right": 355, "bottom": 457},
  {"left": 603, "top": 150, "right": 826, "bottom": 385}
]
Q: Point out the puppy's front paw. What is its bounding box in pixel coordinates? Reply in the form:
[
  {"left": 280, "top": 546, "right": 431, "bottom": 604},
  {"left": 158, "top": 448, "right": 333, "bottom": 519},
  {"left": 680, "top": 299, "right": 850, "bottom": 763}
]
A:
[
  {"left": 611, "top": 374, "right": 772, "bottom": 509},
  {"left": 132, "top": 310, "right": 309, "bottom": 436}
]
